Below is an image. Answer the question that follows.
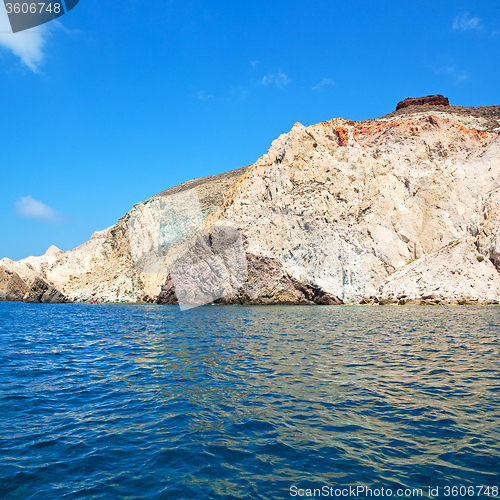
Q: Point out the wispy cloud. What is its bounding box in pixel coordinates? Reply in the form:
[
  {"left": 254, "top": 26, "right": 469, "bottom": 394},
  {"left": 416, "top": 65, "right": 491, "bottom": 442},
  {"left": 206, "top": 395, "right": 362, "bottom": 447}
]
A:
[
  {"left": 0, "top": 4, "right": 48, "bottom": 72},
  {"left": 14, "top": 196, "right": 64, "bottom": 223},
  {"left": 50, "top": 19, "right": 80, "bottom": 36},
  {"left": 261, "top": 71, "right": 291, "bottom": 89},
  {"left": 196, "top": 90, "right": 213, "bottom": 101},
  {"left": 452, "top": 13, "right": 482, "bottom": 32},
  {"left": 312, "top": 77, "right": 334, "bottom": 90},
  {"left": 436, "top": 65, "right": 469, "bottom": 83},
  {"left": 251, "top": 60, "right": 259, "bottom": 69},
  {"left": 442, "top": 66, "right": 470, "bottom": 82}
]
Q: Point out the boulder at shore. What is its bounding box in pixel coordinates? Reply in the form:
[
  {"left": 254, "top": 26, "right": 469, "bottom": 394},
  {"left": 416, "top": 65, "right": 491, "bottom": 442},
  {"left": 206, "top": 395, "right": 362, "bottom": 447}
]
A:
[{"left": 24, "top": 277, "right": 68, "bottom": 304}]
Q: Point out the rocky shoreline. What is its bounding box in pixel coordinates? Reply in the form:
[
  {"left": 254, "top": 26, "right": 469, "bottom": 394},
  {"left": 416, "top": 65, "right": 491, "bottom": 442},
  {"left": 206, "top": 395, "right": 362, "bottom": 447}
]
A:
[{"left": 2, "top": 100, "right": 500, "bottom": 306}]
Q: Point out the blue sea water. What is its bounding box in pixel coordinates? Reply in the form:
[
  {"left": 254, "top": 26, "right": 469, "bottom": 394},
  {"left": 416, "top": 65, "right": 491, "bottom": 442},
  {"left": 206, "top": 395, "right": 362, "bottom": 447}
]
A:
[{"left": 0, "top": 303, "right": 499, "bottom": 500}]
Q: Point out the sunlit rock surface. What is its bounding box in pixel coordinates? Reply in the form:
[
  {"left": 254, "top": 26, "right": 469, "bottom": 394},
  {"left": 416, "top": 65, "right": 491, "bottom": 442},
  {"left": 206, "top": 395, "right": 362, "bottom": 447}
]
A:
[
  {"left": 370, "top": 241, "right": 500, "bottom": 305},
  {"left": 0, "top": 266, "right": 29, "bottom": 301},
  {"left": 206, "top": 113, "right": 500, "bottom": 303}
]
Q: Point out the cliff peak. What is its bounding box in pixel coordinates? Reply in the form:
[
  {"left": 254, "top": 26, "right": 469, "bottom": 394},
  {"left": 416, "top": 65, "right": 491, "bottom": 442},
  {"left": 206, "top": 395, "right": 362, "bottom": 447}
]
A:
[{"left": 46, "top": 245, "right": 62, "bottom": 256}]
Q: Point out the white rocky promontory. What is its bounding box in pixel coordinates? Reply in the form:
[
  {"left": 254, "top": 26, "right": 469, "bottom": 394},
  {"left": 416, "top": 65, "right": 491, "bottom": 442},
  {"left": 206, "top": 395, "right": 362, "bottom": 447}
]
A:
[{"left": 2, "top": 105, "right": 500, "bottom": 304}]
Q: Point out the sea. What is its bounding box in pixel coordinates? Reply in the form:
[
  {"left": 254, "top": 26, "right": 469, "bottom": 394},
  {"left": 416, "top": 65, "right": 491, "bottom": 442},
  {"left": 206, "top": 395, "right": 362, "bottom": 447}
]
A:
[{"left": 0, "top": 303, "right": 499, "bottom": 499}]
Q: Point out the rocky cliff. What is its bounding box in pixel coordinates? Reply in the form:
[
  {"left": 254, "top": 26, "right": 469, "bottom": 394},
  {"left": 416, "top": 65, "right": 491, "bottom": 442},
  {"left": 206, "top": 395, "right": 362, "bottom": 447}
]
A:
[{"left": 2, "top": 103, "right": 500, "bottom": 305}]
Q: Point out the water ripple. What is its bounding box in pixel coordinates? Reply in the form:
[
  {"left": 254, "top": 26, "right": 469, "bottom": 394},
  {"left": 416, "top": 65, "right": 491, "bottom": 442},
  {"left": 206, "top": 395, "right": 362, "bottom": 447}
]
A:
[{"left": 0, "top": 303, "right": 499, "bottom": 499}]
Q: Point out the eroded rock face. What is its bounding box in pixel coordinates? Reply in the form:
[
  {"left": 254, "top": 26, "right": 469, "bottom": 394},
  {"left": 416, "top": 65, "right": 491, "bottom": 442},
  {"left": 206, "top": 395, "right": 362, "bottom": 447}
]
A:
[
  {"left": 217, "top": 251, "right": 343, "bottom": 305},
  {"left": 24, "top": 277, "right": 68, "bottom": 303},
  {"left": 396, "top": 95, "right": 450, "bottom": 110},
  {"left": 157, "top": 252, "right": 342, "bottom": 305},
  {"left": 477, "top": 185, "right": 500, "bottom": 272},
  {"left": 0, "top": 266, "right": 29, "bottom": 301},
  {"left": 369, "top": 241, "right": 500, "bottom": 305}
]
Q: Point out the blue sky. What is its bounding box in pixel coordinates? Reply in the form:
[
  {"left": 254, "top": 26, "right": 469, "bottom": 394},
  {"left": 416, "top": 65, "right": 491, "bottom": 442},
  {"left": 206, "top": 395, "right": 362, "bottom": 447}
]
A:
[{"left": 0, "top": 0, "right": 499, "bottom": 260}]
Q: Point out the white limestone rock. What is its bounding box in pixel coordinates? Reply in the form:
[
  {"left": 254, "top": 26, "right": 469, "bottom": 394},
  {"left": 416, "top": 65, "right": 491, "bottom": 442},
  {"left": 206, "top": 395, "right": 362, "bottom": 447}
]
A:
[{"left": 374, "top": 240, "right": 500, "bottom": 305}]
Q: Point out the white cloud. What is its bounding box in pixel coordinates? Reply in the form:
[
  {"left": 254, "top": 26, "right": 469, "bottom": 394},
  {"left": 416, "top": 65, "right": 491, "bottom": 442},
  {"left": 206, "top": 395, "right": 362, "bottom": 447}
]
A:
[
  {"left": 312, "top": 77, "right": 334, "bottom": 90},
  {"left": 0, "top": 4, "right": 48, "bottom": 72},
  {"left": 14, "top": 196, "right": 64, "bottom": 223},
  {"left": 251, "top": 60, "right": 259, "bottom": 69},
  {"left": 196, "top": 90, "right": 213, "bottom": 101},
  {"left": 452, "top": 13, "right": 482, "bottom": 32},
  {"left": 261, "top": 71, "right": 291, "bottom": 89}
]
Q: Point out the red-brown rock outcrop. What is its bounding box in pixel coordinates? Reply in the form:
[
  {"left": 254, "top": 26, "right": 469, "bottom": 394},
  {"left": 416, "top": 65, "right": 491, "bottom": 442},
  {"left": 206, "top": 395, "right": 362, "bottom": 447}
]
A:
[{"left": 396, "top": 95, "right": 449, "bottom": 111}]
